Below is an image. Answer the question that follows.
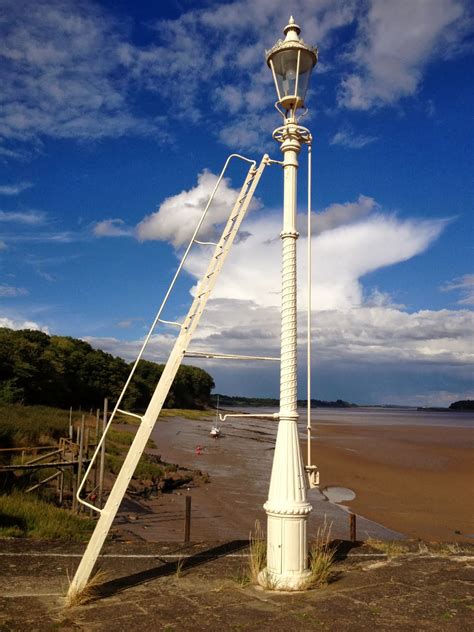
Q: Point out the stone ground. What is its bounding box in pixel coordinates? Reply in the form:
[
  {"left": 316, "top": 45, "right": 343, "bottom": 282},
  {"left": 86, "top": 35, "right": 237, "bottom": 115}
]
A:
[{"left": 0, "top": 539, "right": 472, "bottom": 631}]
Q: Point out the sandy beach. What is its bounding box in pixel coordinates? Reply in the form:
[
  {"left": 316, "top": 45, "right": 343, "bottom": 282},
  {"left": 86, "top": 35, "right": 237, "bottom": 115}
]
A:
[{"left": 115, "top": 408, "right": 473, "bottom": 543}]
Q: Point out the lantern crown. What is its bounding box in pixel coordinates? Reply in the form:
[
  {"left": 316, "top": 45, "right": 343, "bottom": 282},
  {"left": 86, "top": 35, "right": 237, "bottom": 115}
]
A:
[{"left": 266, "top": 17, "right": 318, "bottom": 114}]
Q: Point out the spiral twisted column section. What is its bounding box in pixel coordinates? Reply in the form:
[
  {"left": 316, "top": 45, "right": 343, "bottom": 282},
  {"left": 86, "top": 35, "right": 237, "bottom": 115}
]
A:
[{"left": 280, "top": 232, "right": 298, "bottom": 414}]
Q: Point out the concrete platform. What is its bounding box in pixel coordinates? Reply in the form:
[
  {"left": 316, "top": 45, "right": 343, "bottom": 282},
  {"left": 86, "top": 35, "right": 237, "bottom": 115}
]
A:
[{"left": 0, "top": 539, "right": 472, "bottom": 631}]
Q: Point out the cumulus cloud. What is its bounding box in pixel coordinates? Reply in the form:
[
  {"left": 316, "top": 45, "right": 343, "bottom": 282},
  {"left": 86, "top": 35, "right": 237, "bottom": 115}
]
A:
[
  {"left": 309, "top": 195, "right": 377, "bottom": 235},
  {"left": 441, "top": 274, "right": 474, "bottom": 305},
  {"left": 181, "top": 190, "right": 446, "bottom": 312},
  {"left": 338, "top": 0, "right": 470, "bottom": 110},
  {"left": 0, "top": 316, "right": 47, "bottom": 332},
  {"left": 136, "top": 170, "right": 252, "bottom": 248}
]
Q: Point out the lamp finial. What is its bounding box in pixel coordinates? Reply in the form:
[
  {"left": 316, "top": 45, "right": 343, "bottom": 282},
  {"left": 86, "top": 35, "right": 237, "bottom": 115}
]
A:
[{"left": 284, "top": 16, "right": 301, "bottom": 39}]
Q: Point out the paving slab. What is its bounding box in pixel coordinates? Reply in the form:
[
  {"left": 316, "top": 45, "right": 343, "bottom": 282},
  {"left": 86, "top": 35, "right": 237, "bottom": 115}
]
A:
[{"left": 0, "top": 540, "right": 472, "bottom": 631}]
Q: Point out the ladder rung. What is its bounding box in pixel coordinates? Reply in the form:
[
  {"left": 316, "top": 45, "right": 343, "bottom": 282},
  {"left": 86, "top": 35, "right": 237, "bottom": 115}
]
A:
[
  {"left": 116, "top": 409, "right": 143, "bottom": 420},
  {"left": 184, "top": 351, "right": 280, "bottom": 362},
  {"left": 158, "top": 318, "right": 182, "bottom": 328},
  {"left": 194, "top": 240, "right": 218, "bottom": 246}
]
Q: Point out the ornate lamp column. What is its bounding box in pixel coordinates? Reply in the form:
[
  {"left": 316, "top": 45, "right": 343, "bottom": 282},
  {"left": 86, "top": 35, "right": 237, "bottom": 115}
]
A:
[{"left": 260, "top": 17, "right": 318, "bottom": 591}]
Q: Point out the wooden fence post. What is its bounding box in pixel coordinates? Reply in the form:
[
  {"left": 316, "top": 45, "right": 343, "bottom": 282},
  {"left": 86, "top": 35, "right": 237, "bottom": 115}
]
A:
[
  {"left": 184, "top": 495, "right": 192, "bottom": 543},
  {"left": 98, "top": 398, "right": 108, "bottom": 509},
  {"left": 350, "top": 513, "right": 357, "bottom": 542}
]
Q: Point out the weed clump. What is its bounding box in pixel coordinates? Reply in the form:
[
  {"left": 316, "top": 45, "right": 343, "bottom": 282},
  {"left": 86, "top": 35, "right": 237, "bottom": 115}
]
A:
[
  {"left": 306, "top": 519, "right": 336, "bottom": 588},
  {"left": 249, "top": 520, "right": 266, "bottom": 583},
  {"left": 64, "top": 569, "right": 108, "bottom": 608}
]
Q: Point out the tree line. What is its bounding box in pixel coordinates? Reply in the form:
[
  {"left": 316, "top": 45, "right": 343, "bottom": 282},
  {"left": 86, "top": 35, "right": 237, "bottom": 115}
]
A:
[{"left": 0, "top": 328, "right": 214, "bottom": 410}]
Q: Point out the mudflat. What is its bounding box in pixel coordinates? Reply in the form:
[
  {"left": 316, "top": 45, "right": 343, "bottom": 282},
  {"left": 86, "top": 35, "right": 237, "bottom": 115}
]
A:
[
  {"left": 114, "top": 408, "right": 473, "bottom": 543},
  {"left": 313, "top": 420, "right": 473, "bottom": 541}
]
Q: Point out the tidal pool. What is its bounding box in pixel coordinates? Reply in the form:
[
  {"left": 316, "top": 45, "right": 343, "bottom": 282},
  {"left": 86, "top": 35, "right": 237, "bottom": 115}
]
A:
[{"left": 322, "top": 486, "right": 356, "bottom": 504}]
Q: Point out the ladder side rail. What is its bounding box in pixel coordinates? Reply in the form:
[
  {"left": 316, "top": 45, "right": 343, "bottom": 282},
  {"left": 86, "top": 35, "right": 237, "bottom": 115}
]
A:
[
  {"left": 182, "top": 156, "right": 268, "bottom": 331},
  {"left": 69, "top": 155, "right": 268, "bottom": 594},
  {"left": 75, "top": 154, "right": 257, "bottom": 509}
]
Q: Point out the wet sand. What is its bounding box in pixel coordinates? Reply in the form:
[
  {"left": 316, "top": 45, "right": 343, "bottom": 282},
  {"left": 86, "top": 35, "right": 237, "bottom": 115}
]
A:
[
  {"left": 313, "top": 421, "right": 473, "bottom": 542},
  {"left": 115, "top": 409, "right": 473, "bottom": 543}
]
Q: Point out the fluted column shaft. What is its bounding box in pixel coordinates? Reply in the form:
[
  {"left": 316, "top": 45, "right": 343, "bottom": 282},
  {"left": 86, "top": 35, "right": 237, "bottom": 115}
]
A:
[{"left": 261, "top": 122, "right": 312, "bottom": 590}]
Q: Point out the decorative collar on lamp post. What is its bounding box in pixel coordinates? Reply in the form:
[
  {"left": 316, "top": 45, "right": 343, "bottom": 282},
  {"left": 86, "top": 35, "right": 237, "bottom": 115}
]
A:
[{"left": 266, "top": 16, "right": 318, "bottom": 118}]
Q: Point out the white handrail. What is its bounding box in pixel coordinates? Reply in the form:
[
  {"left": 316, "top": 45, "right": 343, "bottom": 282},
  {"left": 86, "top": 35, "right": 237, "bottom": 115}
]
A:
[
  {"left": 76, "top": 153, "right": 257, "bottom": 512},
  {"left": 307, "top": 142, "right": 312, "bottom": 468}
]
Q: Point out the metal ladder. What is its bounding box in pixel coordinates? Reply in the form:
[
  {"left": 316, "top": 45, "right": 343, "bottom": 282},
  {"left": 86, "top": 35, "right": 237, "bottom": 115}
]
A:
[{"left": 68, "top": 154, "right": 269, "bottom": 594}]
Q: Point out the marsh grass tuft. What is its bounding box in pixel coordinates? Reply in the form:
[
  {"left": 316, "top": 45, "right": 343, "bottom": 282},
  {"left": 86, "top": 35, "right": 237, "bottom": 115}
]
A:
[
  {"left": 175, "top": 556, "right": 185, "bottom": 578},
  {"left": 248, "top": 520, "right": 266, "bottom": 583},
  {"left": 366, "top": 538, "right": 407, "bottom": 558},
  {"left": 0, "top": 492, "right": 93, "bottom": 540},
  {"left": 64, "top": 569, "right": 108, "bottom": 608},
  {"left": 305, "top": 518, "right": 336, "bottom": 589}
]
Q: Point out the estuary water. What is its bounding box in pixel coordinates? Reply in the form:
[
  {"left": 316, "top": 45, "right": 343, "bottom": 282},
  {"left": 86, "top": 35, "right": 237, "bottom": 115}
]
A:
[{"left": 229, "top": 405, "right": 474, "bottom": 429}]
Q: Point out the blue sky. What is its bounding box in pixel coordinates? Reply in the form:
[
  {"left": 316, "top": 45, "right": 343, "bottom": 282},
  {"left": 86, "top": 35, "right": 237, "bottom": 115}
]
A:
[{"left": 0, "top": 0, "right": 473, "bottom": 406}]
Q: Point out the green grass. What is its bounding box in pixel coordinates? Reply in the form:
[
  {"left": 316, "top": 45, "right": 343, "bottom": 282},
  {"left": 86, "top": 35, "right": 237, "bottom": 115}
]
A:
[
  {"left": 306, "top": 519, "right": 336, "bottom": 588},
  {"left": 0, "top": 492, "right": 94, "bottom": 540},
  {"left": 160, "top": 408, "right": 213, "bottom": 420},
  {"left": 0, "top": 403, "right": 82, "bottom": 448},
  {"left": 248, "top": 520, "right": 266, "bottom": 583},
  {"left": 105, "top": 453, "right": 164, "bottom": 481}
]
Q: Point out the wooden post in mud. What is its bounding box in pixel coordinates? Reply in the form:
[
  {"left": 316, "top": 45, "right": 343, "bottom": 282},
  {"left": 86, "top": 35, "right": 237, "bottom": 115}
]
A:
[
  {"left": 184, "top": 496, "right": 192, "bottom": 543},
  {"left": 94, "top": 408, "right": 100, "bottom": 490},
  {"left": 349, "top": 513, "right": 357, "bottom": 542},
  {"left": 98, "top": 398, "right": 108, "bottom": 509},
  {"left": 69, "top": 406, "right": 73, "bottom": 441},
  {"left": 77, "top": 414, "right": 85, "bottom": 513}
]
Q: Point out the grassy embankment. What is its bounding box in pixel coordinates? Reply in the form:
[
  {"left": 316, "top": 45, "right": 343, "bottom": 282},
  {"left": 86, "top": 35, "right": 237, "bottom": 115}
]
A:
[{"left": 0, "top": 403, "right": 210, "bottom": 540}]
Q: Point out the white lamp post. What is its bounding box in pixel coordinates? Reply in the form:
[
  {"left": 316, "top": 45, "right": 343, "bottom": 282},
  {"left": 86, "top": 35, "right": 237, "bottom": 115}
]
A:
[{"left": 260, "top": 16, "right": 318, "bottom": 590}]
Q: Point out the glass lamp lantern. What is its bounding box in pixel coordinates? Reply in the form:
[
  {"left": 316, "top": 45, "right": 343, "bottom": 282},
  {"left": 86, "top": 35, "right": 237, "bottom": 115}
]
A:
[{"left": 266, "top": 16, "right": 318, "bottom": 113}]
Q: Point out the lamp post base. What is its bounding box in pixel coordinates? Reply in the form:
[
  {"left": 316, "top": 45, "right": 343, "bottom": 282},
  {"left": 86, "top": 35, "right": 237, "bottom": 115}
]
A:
[{"left": 258, "top": 566, "right": 312, "bottom": 591}]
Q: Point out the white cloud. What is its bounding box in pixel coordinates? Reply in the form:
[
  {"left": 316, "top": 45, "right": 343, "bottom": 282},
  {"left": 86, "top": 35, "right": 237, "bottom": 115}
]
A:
[
  {"left": 117, "top": 1, "right": 358, "bottom": 151},
  {"left": 0, "top": 285, "right": 28, "bottom": 297},
  {"left": 330, "top": 129, "right": 377, "bottom": 149},
  {"left": 310, "top": 195, "right": 377, "bottom": 235},
  {"left": 136, "top": 170, "right": 252, "bottom": 248},
  {"left": 0, "top": 210, "right": 46, "bottom": 224},
  {"left": 338, "top": 0, "right": 469, "bottom": 110},
  {"left": 93, "top": 218, "right": 133, "bottom": 237},
  {"left": 0, "top": 0, "right": 154, "bottom": 153},
  {"left": 0, "top": 316, "right": 47, "bottom": 332},
  {"left": 2, "top": 0, "right": 467, "bottom": 157},
  {"left": 0, "top": 182, "right": 32, "bottom": 195},
  {"left": 441, "top": 274, "right": 474, "bottom": 305},
  {"left": 182, "top": 195, "right": 446, "bottom": 312}
]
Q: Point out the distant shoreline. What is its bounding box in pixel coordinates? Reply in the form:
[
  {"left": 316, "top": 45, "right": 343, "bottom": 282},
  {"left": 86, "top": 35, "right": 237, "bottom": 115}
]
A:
[{"left": 211, "top": 394, "right": 474, "bottom": 412}]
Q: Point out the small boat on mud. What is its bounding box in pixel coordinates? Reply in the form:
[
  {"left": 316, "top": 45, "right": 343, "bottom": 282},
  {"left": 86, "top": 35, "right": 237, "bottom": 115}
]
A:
[{"left": 210, "top": 395, "right": 221, "bottom": 438}]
